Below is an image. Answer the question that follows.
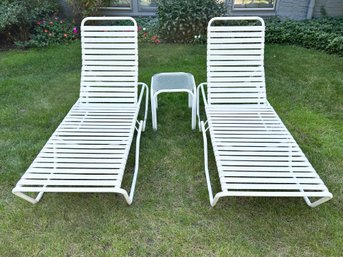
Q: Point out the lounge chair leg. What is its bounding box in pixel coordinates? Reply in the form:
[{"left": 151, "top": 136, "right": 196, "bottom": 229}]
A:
[
  {"left": 129, "top": 121, "right": 143, "bottom": 203},
  {"left": 114, "top": 188, "right": 131, "bottom": 205},
  {"left": 212, "top": 192, "right": 231, "bottom": 207},
  {"left": 304, "top": 194, "right": 333, "bottom": 208},
  {"left": 201, "top": 121, "right": 223, "bottom": 207},
  {"left": 12, "top": 191, "right": 44, "bottom": 204},
  {"left": 138, "top": 82, "right": 149, "bottom": 132},
  {"left": 118, "top": 120, "right": 143, "bottom": 205}
]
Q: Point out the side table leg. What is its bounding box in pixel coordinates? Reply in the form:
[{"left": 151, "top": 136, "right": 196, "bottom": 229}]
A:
[
  {"left": 188, "top": 93, "right": 192, "bottom": 108},
  {"left": 191, "top": 92, "right": 196, "bottom": 130},
  {"left": 152, "top": 95, "right": 158, "bottom": 130}
]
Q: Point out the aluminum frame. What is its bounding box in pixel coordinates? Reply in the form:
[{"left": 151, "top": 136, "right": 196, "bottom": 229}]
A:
[
  {"left": 197, "top": 17, "right": 332, "bottom": 207},
  {"left": 12, "top": 17, "right": 149, "bottom": 205}
]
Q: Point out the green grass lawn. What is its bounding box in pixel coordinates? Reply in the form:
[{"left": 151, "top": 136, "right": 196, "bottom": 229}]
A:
[{"left": 0, "top": 42, "right": 342, "bottom": 256}]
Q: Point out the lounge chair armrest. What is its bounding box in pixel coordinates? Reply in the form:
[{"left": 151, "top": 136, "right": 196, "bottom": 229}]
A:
[
  {"left": 197, "top": 83, "right": 208, "bottom": 131},
  {"left": 197, "top": 82, "right": 208, "bottom": 103},
  {"left": 138, "top": 82, "right": 149, "bottom": 131}
]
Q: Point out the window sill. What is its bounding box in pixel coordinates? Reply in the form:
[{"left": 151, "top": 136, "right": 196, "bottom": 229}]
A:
[{"left": 99, "top": 7, "right": 132, "bottom": 11}]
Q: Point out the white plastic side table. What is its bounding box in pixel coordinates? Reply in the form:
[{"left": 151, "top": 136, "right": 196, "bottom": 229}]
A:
[{"left": 151, "top": 72, "right": 196, "bottom": 130}]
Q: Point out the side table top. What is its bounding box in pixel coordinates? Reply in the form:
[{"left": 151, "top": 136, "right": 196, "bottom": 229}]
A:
[{"left": 151, "top": 72, "right": 196, "bottom": 92}]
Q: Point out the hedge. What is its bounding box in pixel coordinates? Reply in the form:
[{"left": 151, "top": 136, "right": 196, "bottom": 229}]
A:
[{"left": 265, "top": 17, "right": 343, "bottom": 56}]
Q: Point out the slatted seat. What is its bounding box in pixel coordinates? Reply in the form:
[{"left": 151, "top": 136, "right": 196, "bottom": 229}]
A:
[
  {"left": 197, "top": 17, "right": 332, "bottom": 207},
  {"left": 13, "top": 17, "right": 148, "bottom": 205}
]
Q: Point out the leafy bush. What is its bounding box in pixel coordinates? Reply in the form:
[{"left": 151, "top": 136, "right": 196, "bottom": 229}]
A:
[
  {"left": 66, "top": 0, "right": 110, "bottom": 22},
  {"left": 15, "top": 16, "right": 79, "bottom": 48},
  {"left": 136, "top": 17, "right": 160, "bottom": 44},
  {"left": 0, "top": 0, "right": 59, "bottom": 45},
  {"left": 138, "top": 26, "right": 160, "bottom": 44},
  {"left": 157, "top": 0, "right": 226, "bottom": 43},
  {"left": 136, "top": 16, "right": 158, "bottom": 34},
  {"left": 265, "top": 17, "right": 343, "bottom": 56}
]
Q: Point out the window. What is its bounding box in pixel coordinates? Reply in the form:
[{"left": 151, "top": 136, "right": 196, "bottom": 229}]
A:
[
  {"left": 108, "top": 0, "right": 132, "bottom": 9},
  {"left": 138, "top": 0, "right": 157, "bottom": 11},
  {"left": 233, "top": 0, "right": 276, "bottom": 10}
]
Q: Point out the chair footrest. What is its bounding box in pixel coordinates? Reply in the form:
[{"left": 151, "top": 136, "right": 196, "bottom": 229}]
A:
[
  {"left": 13, "top": 103, "right": 139, "bottom": 195},
  {"left": 204, "top": 104, "right": 332, "bottom": 205}
]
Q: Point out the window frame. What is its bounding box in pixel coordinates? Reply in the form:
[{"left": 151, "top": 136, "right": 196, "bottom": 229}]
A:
[
  {"left": 137, "top": 0, "right": 157, "bottom": 12},
  {"left": 232, "top": 0, "right": 277, "bottom": 11},
  {"left": 102, "top": 0, "right": 133, "bottom": 10}
]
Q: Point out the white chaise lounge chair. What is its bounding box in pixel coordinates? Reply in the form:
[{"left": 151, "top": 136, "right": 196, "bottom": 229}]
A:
[
  {"left": 12, "top": 17, "right": 148, "bottom": 205},
  {"left": 197, "top": 17, "right": 332, "bottom": 207}
]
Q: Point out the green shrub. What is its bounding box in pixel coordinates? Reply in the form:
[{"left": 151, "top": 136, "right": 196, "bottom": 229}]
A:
[
  {"left": 138, "top": 27, "right": 160, "bottom": 44},
  {"left": 136, "top": 16, "right": 158, "bottom": 34},
  {"left": 135, "top": 17, "right": 160, "bottom": 44},
  {"left": 157, "top": 0, "right": 226, "bottom": 43},
  {"left": 66, "top": 0, "right": 110, "bottom": 22},
  {"left": 0, "top": 0, "right": 59, "bottom": 45},
  {"left": 15, "top": 16, "right": 79, "bottom": 48},
  {"left": 265, "top": 17, "right": 343, "bottom": 56}
]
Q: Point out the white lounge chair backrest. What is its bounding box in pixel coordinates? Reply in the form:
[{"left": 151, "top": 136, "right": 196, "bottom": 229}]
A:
[
  {"left": 80, "top": 17, "right": 138, "bottom": 104},
  {"left": 207, "top": 17, "right": 266, "bottom": 105}
]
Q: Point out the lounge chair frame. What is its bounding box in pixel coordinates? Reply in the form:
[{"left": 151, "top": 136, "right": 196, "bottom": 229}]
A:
[
  {"left": 12, "top": 17, "right": 148, "bottom": 205},
  {"left": 197, "top": 17, "right": 332, "bottom": 207}
]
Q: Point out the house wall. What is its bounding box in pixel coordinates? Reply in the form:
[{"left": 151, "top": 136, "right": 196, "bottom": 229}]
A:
[
  {"left": 313, "top": 0, "right": 343, "bottom": 17},
  {"left": 59, "top": 0, "right": 343, "bottom": 20},
  {"left": 99, "top": 0, "right": 308, "bottom": 19},
  {"left": 275, "top": 0, "right": 310, "bottom": 20}
]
